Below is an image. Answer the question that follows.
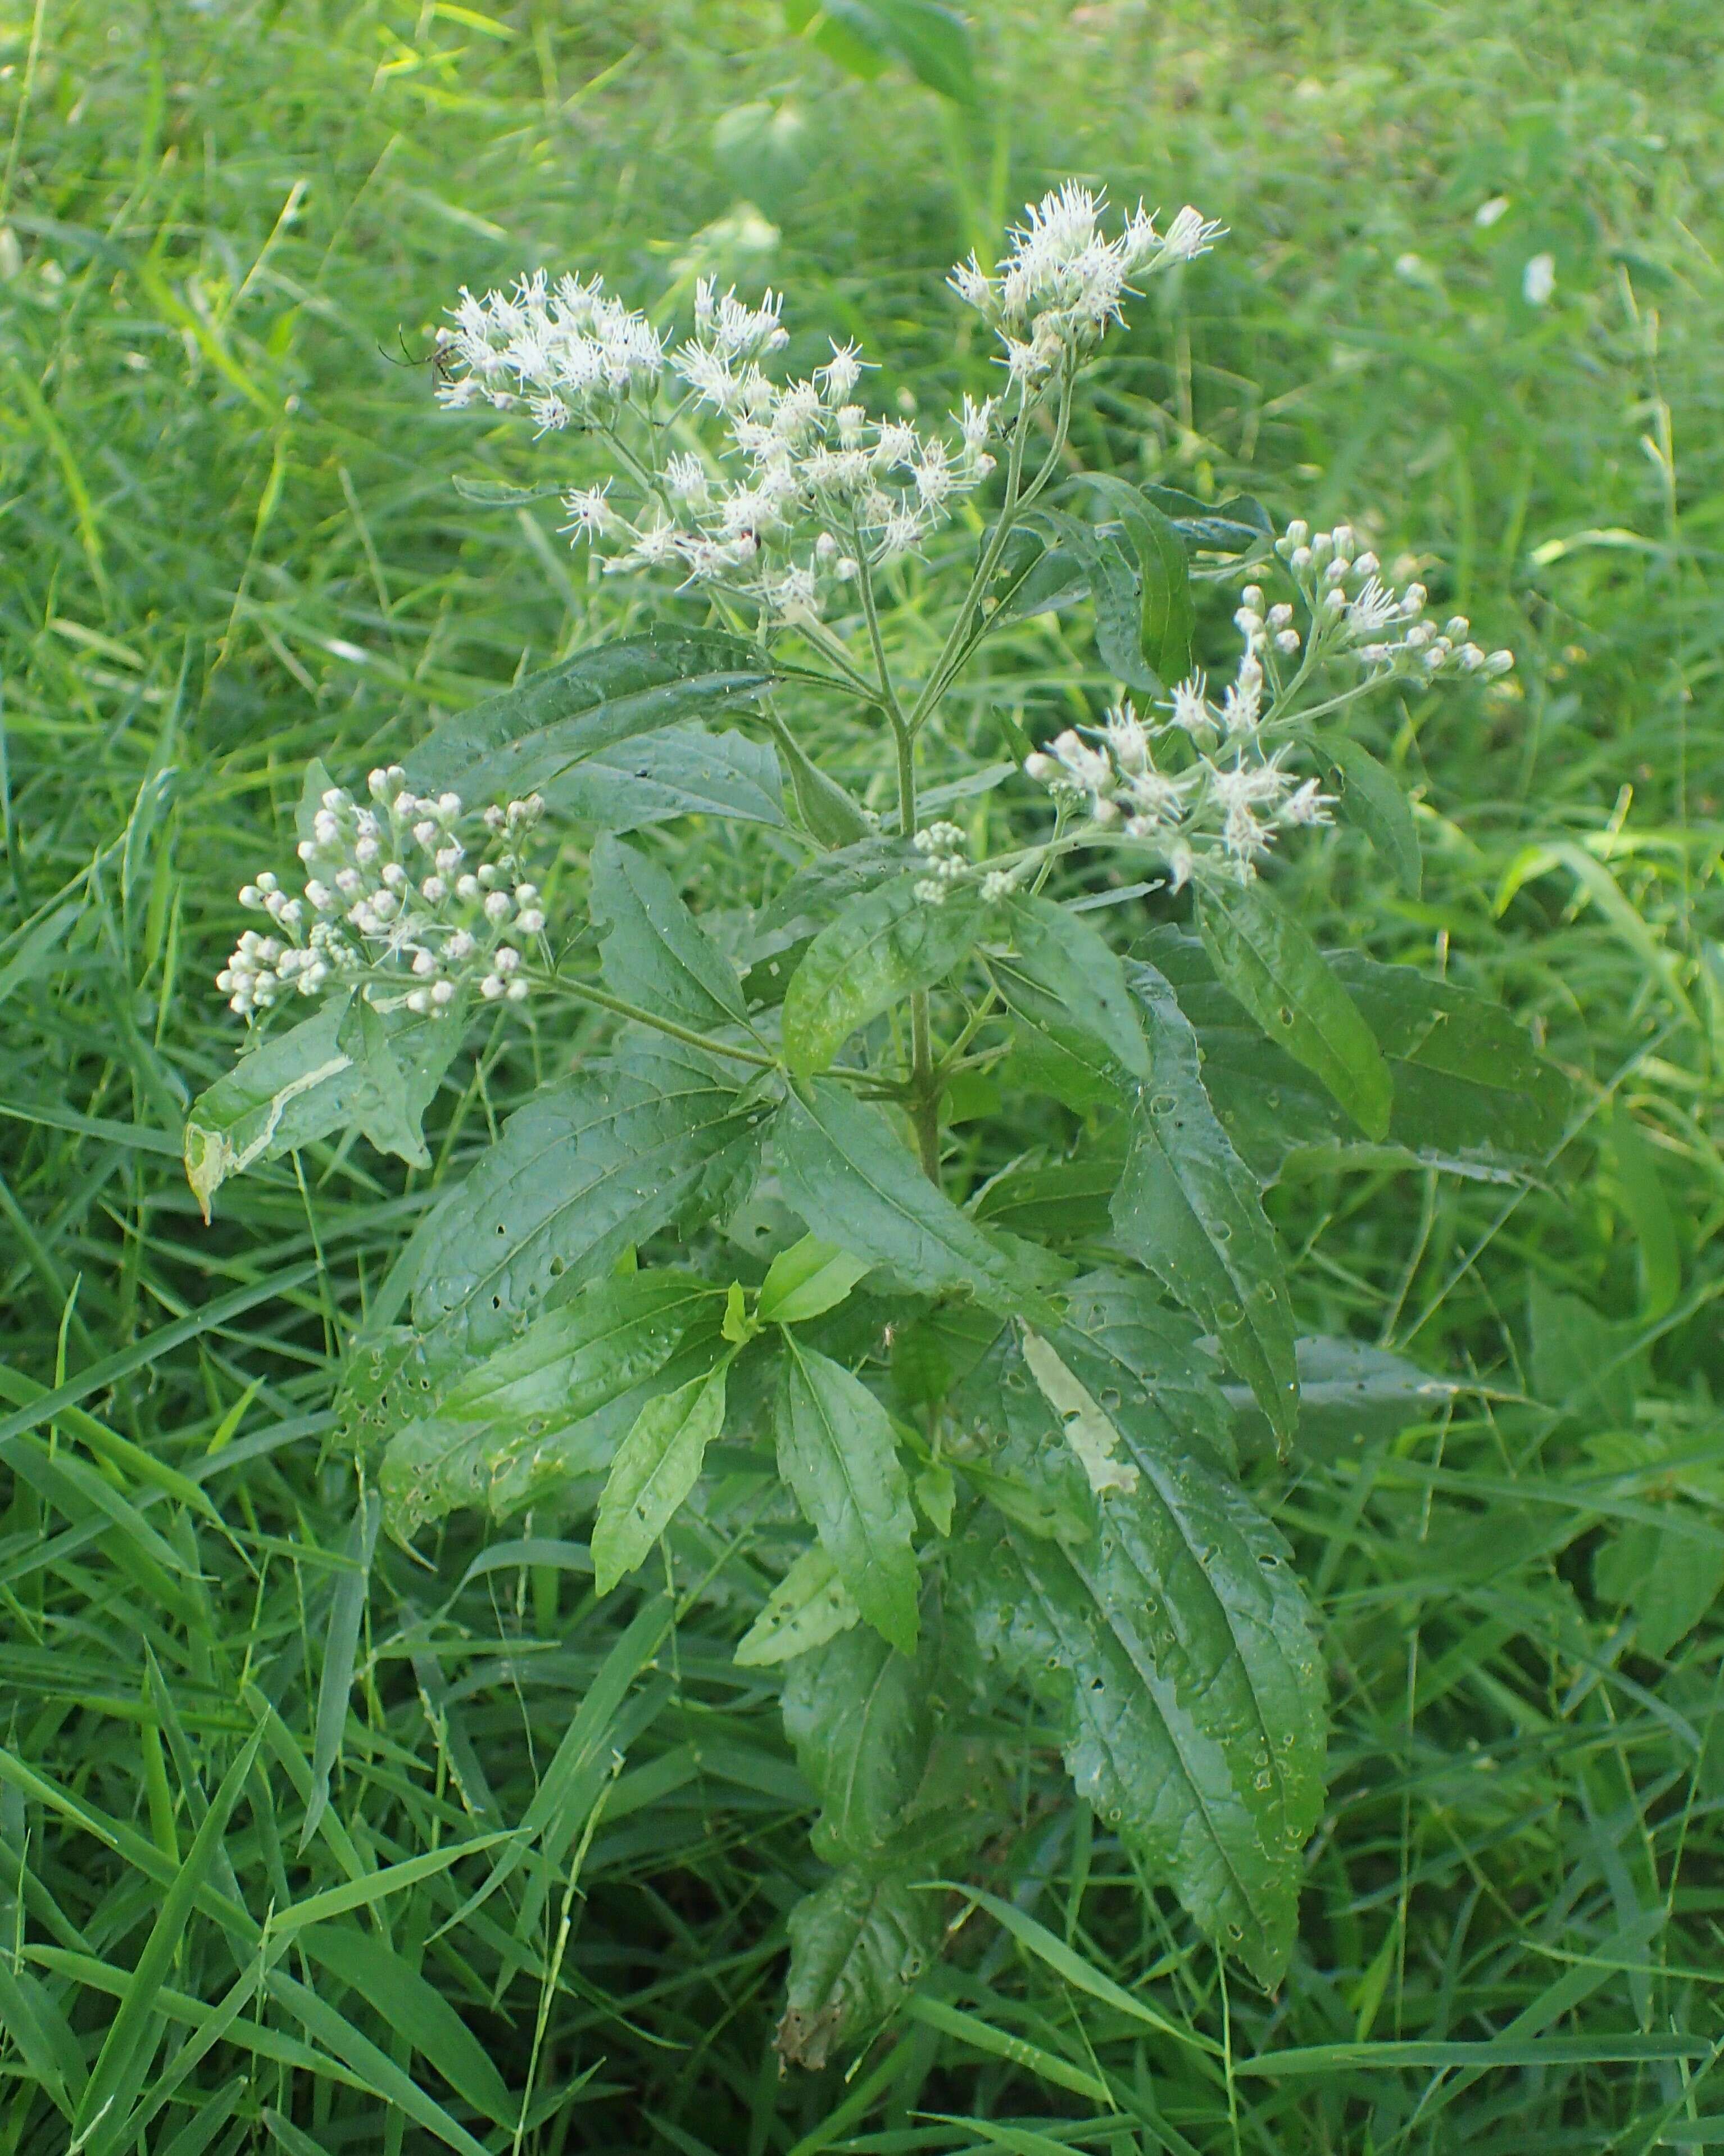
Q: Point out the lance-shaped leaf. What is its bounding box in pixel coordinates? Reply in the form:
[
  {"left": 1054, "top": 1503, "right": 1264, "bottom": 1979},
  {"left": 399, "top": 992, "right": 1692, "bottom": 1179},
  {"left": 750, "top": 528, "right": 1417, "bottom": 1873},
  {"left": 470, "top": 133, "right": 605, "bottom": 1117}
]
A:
[
  {"left": 1082, "top": 474, "right": 1197, "bottom": 686},
  {"left": 736, "top": 1544, "right": 861, "bottom": 1667},
  {"left": 1141, "top": 484, "right": 1274, "bottom": 556},
  {"left": 1112, "top": 963, "right": 1298, "bottom": 1441},
  {"left": 776, "top": 1866, "right": 943, "bottom": 2070},
  {"left": 403, "top": 630, "right": 774, "bottom": 801},
  {"left": 1028, "top": 507, "right": 1158, "bottom": 694},
  {"left": 784, "top": 0, "right": 978, "bottom": 104},
  {"left": 590, "top": 835, "right": 750, "bottom": 1032},
  {"left": 1056, "top": 1267, "right": 1235, "bottom": 1469},
  {"left": 782, "top": 877, "right": 983, "bottom": 1078},
  {"left": 768, "top": 716, "right": 877, "bottom": 846},
  {"left": 1000, "top": 894, "right": 1149, "bottom": 1079},
  {"left": 412, "top": 1045, "right": 769, "bottom": 1355},
  {"left": 782, "top": 1624, "right": 933, "bottom": 1860},
  {"left": 775, "top": 1336, "right": 919, "bottom": 1653},
  {"left": 951, "top": 1334, "right": 1325, "bottom": 1986},
  {"left": 1316, "top": 733, "right": 1422, "bottom": 896},
  {"left": 592, "top": 1360, "right": 728, "bottom": 1594},
  {"left": 1196, "top": 879, "right": 1392, "bottom": 1140},
  {"left": 757, "top": 1235, "right": 873, "bottom": 1326},
  {"left": 774, "top": 1081, "right": 1064, "bottom": 1327}
]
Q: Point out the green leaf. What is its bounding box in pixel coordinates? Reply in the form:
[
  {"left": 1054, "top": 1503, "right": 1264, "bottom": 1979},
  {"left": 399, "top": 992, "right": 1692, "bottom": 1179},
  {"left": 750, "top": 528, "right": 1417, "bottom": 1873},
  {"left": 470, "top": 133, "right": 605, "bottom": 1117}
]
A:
[
  {"left": 768, "top": 716, "right": 878, "bottom": 845},
  {"left": 783, "top": 1624, "right": 933, "bottom": 1860},
  {"left": 758, "top": 1234, "right": 873, "bottom": 1325},
  {"left": 775, "top": 1868, "right": 942, "bottom": 2070},
  {"left": 1056, "top": 1267, "right": 1236, "bottom": 1468},
  {"left": 412, "top": 1044, "right": 768, "bottom": 1355},
  {"left": 403, "top": 629, "right": 774, "bottom": 802},
  {"left": 1595, "top": 1519, "right": 1724, "bottom": 1660},
  {"left": 1196, "top": 879, "right": 1392, "bottom": 1140},
  {"left": 72, "top": 1724, "right": 265, "bottom": 2149},
  {"left": 756, "top": 836, "right": 916, "bottom": 942},
  {"left": 333, "top": 1328, "right": 464, "bottom": 1458},
  {"left": 1607, "top": 1104, "right": 1682, "bottom": 1320},
  {"left": 1113, "top": 963, "right": 1299, "bottom": 1442},
  {"left": 183, "top": 999, "right": 357, "bottom": 1221},
  {"left": 1001, "top": 894, "right": 1150, "bottom": 1079},
  {"left": 1138, "top": 926, "right": 1572, "bottom": 1184},
  {"left": 380, "top": 1271, "right": 715, "bottom": 1537},
  {"left": 736, "top": 1544, "right": 861, "bottom": 1666},
  {"left": 774, "top": 1081, "right": 1064, "bottom": 1326},
  {"left": 785, "top": 0, "right": 977, "bottom": 102},
  {"left": 1083, "top": 475, "right": 1197, "bottom": 686},
  {"left": 592, "top": 1361, "right": 728, "bottom": 1594},
  {"left": 303, "top": 1490, "right": 379, "bottom": 1847},
  {"left": 1317, "top": 734, "right": 1422, "bottom": 896},
  {"left": 782, "top": 877, "right": 983, "bottom": 1078},
  {"left": 296, "top": 1926, "right": 513, "bottom": 2125},
  {"left": 554, "top": 724, "right": 784, "bottom": 830},
  {"left": 1029, "top": 507, "right": 1158, "bottom": 694},
  {"left": 337, "top": 995, "right": 465, "bottom": 1170},
  {"left": 591, "top": 834, "right": 750, "bottom": 1032},
  {"left": 952, "top": 1333, "right": 1325, "bottom": 1986},
  {"left": 972, "top": 1136, "right": 1127, "bottom": 1244},
  {"left": 1141, "top": 484, "right": 1274, "bottom": 556},
  {"left": 776, "top": 1335, "right": 919, "bottom": 1653},
  {"left": 1224, "top": 1334, "right": 1461, "bottom": 1459}
]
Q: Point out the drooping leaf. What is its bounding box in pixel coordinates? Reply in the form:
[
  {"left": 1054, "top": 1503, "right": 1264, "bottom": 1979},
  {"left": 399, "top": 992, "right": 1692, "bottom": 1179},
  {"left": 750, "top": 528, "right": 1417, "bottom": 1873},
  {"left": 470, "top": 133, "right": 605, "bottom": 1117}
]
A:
[
  {"left": 412, "top": 1045, "right": 768, "bottom": 1355},
  {"left": 590, "top": 834, "right": 750, "bottom": 1032},
  {"left": 1000, "top": 894, "right": 1150, "bottom": 1079},
  {"left": 773, "top": 1081, "right": 1065, "bottom": 1326},
  {"left": 775, "top": 1868, "right": 943, "bottom": 2070},
  {"left": 736, "top": 1544, "right": 861, "bottom": 1667},
  {"left": 403, "top": 631, "right": 774, "bottom": 803},
  {"left": 1316, "top": 733, "right": 1422, "bottom": 896},
  {"left": 782, "top": 1624, "right": 933, "bottom": 1860},
  {"left": 784, "top": 0, "right": 977, "bottom": 103},
  {"left": 782, "top": 877, "right": 983, "bottom": 1079},
  {"left": 952, "top": 1334, "right": 1325, "bottom": 1986},
  {"left": 1028, "top": 507, "right": 1158, "bottom": 694},
  {"left": 775, "top": 1335, "right": 919, "bottom": 1653},
  {"left": 554, "top": 724, "right": 784, "bottom": 830},
  {"left": 334, "top": 1328, "right": 466, "bottom": 1458},
  {"left": 1113, "top": 964, "right": 1299, "bottom": 1442},
  {"left": 592, "top": 1361, "right": 729, "bottom": 1595},
  {"left": 757, "top": 1235, "right": 873, "bottom": 1326},
  {"left": 1196, "top": 879, "right": 1392, "bottom": 1140},
  {"left": 184, "top": 1000, "right": 356, "bottom": 1221}
]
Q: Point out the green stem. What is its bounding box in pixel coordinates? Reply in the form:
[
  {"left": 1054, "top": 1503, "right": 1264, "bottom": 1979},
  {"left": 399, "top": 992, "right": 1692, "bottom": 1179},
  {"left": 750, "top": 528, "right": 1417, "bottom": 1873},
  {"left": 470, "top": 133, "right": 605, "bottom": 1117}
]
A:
[{"left": 533, "top": 970, "right": 777, "bottom": 1069}]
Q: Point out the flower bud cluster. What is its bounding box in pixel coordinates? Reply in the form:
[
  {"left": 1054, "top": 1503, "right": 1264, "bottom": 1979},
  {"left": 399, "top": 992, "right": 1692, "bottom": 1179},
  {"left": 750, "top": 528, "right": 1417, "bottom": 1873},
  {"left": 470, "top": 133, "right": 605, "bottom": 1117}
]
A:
[
  {"left": 949, "top": 185, "right": 1224, "bottom": 396},
  {"left": 217, "top": 771, "right": 550, "bottom": 1021},
  {"left": 911, "top": 821, "right": 970, "bottom": 907},
  {"left": 1023, "top": 697, "right": 1333, "bottom": 886},
  {"left": 1271, "top": 521, "right": 1513, "bottom": 679},
  {"left": 435, "top": 270, "right": 664, "bottom": 432}
]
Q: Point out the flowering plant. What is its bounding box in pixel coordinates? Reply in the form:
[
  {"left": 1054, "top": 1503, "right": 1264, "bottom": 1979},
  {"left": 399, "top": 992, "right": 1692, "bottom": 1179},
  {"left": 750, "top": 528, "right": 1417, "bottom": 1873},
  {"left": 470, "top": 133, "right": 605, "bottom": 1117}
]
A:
[{"left": 187, "top": 184, "right": 1561, "bottom": 2054}]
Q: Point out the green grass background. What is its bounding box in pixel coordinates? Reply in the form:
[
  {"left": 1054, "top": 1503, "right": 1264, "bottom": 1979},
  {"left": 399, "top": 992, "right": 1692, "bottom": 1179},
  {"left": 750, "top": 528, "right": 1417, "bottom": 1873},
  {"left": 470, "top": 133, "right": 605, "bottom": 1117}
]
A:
[{"left": 1, "top": 1, "right": 1721, "bottom": 2149}]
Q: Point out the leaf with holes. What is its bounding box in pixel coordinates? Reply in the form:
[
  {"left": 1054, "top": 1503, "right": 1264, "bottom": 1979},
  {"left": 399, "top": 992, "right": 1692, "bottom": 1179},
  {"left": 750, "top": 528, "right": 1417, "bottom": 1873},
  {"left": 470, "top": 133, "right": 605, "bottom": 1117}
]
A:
[
  {"left": 1000, "top": 894, "right": 1150, "bottom": 1080},
  {"left": 775, "top": 1868, "right": 943, "bottom": 2070},
  {"left": 736, "top": 1544, "right": 862, "bottom": 1667},
  {"left": 782, "top": 877, "right": 983, "bottom": 1079},
  {"left": 782, "top": 1624, "right": 933, "bottom": 1860},
  {"left": 412, "top": 1045, "right": 768, "bottom": 1355},
  {"left": 1113, "top": 962, "right": 1298, "bottom": 1441}
]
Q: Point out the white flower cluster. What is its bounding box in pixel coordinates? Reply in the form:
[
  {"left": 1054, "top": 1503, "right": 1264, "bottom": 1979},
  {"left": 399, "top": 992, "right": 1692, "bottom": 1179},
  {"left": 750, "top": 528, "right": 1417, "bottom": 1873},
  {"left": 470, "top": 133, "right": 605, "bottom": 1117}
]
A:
[
  {"left": 574, "top": 293, "right": 999, "bottom": 615},
  {"left": 1270, "top": 522, "right": 1514, "bottom": 679},
  {"left": 950, "top": 183, "right": 1224, "bottom": 394},
  {"left": 1024, "top": 694, "right": 1333, "bottom": 886},
  {"left": 217, "top": 772, "right": 549, "bottom": 1021},
  {"left": 434, "top": 271, "right": 665, "bottom": 432}
]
